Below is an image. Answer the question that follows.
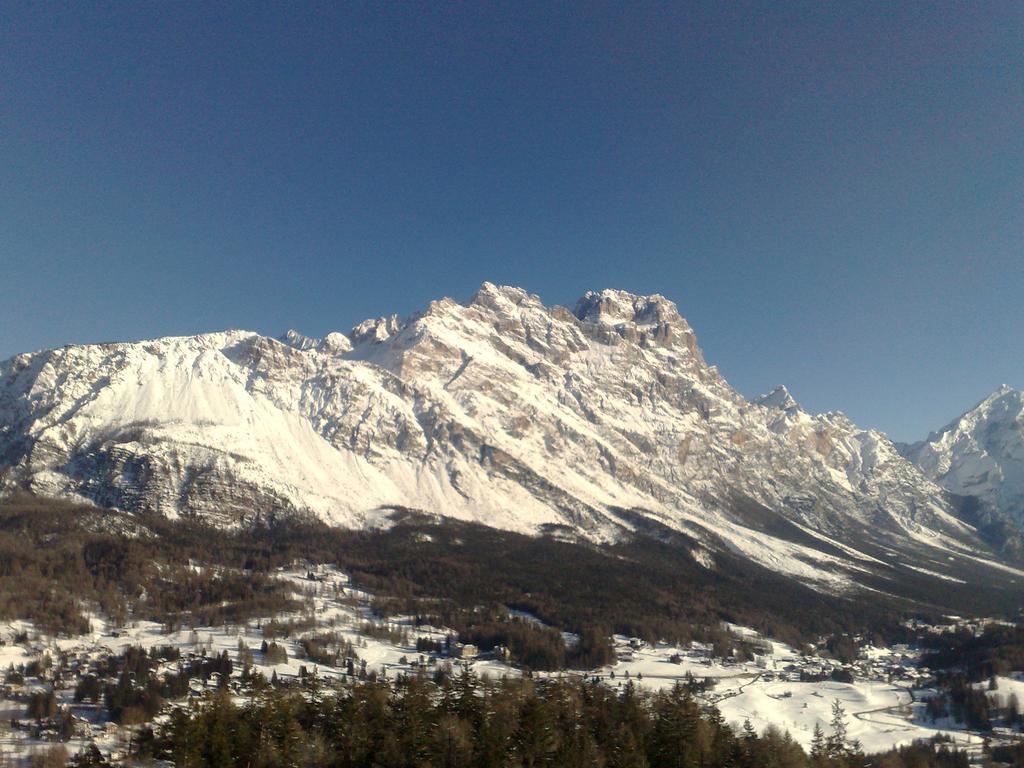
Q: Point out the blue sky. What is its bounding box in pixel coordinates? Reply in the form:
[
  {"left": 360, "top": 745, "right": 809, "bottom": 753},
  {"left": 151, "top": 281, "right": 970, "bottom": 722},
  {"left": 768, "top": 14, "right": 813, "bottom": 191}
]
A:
[{"left": 1, "top": 2, "right": 1021, "bottom": 441}]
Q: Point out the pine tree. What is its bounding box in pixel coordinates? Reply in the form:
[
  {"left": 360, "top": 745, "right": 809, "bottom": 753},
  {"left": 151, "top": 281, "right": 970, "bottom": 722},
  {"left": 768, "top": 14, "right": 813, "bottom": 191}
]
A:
[
  {"left": 454, "top": 665, "right": 481, "bottom": 726},
  {"left": 434, "top": 713, "right": 474, "bottom": 768},
  {"left": 69, "top": 744, "right": 110, "bottom": 768},
  {"left": 605, "top": 722, "right": 647, "bottom": 768},
  {"left": 515, "top": 694, "right": 557, "bottom": 768},
  {"left": 741, "top": 719, "right": 757, "bottom": 742},
  {"left": 650, "top": 685, "right": 700, "bottom": 768},
  {"left": 703, "top": 707, "right": 736, "bottom": 768},
  {"left": 395, "top": 673, "right": 434, "bottom": 765},
  {"left": 827, "top": 699, "right": 849, "bottom": 758},
  {"left": 810, "top": 722, "right": 827, "bottom": 765}
]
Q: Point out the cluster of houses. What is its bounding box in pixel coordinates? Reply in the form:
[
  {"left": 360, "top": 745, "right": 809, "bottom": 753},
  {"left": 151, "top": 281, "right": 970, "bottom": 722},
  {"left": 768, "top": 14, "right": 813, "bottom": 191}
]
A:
[
  {"left": 2, "top": 644, "right": 117, "bottom": 748},
  {"left": 749, "top": 645, "right": 931, "bottom": 686},
  {"left": 607, "top": 631, "right": 935, "bottom": 691}
]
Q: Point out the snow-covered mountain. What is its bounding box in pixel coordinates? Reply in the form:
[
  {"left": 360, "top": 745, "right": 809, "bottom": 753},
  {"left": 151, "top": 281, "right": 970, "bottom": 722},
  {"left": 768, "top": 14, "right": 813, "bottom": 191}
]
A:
[
  {"left": 900, "top": 385, "right": 1024, "bottom": 529},
  {"left": 0, "top": 284, "right": 1017, "bottom": 596}
]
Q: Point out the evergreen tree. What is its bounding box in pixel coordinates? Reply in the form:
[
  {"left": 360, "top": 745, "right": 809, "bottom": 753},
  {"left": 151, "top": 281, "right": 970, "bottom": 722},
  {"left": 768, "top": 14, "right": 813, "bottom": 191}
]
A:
[
  {"left": 826, "top": 699, "right": 849, "bottom": 759},
  {"left": 434, "top": 713, "right": 474, "bottom": 768},
  {"left": 515, "top": 693, "right": 558, "bottom": 767},
  {"left": 810, "top": 722, "right": 827, "bottom": 766},
  {"left": 649, "top": 685, "right": 701, "bottom": 768},
  {"left": 68, "top": 744, "right": 110, "bottom": 768}
]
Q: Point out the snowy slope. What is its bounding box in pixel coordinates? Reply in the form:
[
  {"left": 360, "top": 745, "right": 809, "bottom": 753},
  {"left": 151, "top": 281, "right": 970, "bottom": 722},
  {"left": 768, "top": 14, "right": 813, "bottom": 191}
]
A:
[
  {"left": 0, "top": 284, "right": 1012, "bottom": 593},
  {"left": 900, "top": 385, "right": 1024, "bottom": 526}
]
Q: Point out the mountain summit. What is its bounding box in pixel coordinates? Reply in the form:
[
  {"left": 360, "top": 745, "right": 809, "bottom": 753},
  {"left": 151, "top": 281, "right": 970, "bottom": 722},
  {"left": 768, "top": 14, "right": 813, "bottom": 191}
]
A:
[
  {"left": 755, "top": 386, "right": 800, "bottom": 412},
  {"left": 900, "top": 385, "right": 1024, "bottom": 527},
  {"left": 0, "top": 284, "right": 1017, "bottom": 597}
]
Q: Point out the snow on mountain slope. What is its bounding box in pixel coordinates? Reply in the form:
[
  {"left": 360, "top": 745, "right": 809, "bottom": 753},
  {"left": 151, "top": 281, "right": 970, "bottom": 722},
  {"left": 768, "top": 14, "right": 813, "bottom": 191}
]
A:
[
  {"left": 0, "top": 284, "right": 1010, "bottom": 594},
  {"left": 900, "top": 385, "right": 1024, "bottom": 526}
]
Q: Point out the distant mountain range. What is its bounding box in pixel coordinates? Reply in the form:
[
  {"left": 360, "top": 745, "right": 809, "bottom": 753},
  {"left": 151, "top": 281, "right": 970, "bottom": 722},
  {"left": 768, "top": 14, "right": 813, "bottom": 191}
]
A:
[{"left": 1, "top": 283, "right": 1021, "bottom": 605}]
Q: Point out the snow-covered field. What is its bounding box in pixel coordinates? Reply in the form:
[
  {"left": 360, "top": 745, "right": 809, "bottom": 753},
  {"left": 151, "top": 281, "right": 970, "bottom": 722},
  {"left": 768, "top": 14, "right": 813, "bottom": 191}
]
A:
[{"left": 589, "top": 636, "right": 980, "bottom": 753}]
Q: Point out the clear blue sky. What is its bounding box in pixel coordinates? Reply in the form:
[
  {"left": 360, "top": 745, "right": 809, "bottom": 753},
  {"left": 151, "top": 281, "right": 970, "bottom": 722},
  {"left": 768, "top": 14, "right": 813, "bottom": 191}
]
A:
[{"left": 1, "top": 2, "right": 1021, "bottom": 441}]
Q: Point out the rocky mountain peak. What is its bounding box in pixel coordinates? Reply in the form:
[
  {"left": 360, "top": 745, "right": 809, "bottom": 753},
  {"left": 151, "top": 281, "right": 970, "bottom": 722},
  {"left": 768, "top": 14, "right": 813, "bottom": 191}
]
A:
[
  {"left": 278, "top": 329, "right": 320, "bottom": 351},
  {"left": 962, "top": 384, "right": 1022, "bottom": 419},
  {"left": 350, "top": 315, "right": 406, "bottom": 346},
  {"left": 468, "top": 282, "right": 541, "bottom": 312},
  {"left": 320, "top": 331, "right": 353, "bottom": 355},
  {"left": 571, "top": 289, "right": 702, "bottom": 356},
  {"left": 755, "top": 385, "right": 800, "bottom": 412},
  {"left": 573, "top": 289, "right": 682, "bottom": 327},
  {"left": 900, "top": 383, "right": 1024, "bottom": 526}
]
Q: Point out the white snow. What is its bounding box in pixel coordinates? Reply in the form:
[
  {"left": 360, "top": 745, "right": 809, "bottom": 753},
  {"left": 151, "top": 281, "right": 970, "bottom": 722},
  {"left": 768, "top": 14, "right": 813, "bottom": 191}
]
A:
[
  {"left": 904, "top": 385, "right": 1024, "bottom": 525},
  {"left": 0, "top": 284, "right": 1010, "bottom": 595}
]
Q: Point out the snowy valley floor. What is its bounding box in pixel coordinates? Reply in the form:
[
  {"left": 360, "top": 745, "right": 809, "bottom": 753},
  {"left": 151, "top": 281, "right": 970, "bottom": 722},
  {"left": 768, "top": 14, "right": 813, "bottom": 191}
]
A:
[{"left": 0, "top": 563, "right": 1008, "bottom": 763}]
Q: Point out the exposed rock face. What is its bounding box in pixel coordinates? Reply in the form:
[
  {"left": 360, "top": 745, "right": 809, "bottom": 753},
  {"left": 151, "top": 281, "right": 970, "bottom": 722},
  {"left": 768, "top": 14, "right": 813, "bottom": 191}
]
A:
[
  {"left": 0, "top": 283, "right": 1015, "bottom": 593},
  {"left": 756, "top": 385, "right": 800, "bottom": 413},
  {"left": 900, "top": 385, "right": 1024, "bottom": 528}
]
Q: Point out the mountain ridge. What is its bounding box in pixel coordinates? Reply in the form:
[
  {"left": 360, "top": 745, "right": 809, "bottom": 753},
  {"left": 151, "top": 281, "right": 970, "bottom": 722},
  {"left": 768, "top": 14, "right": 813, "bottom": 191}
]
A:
[
  {"left": 899, "top": 384, "right": 1024, "bottom": 532},
  {"left": 1, "top": 283, "right": 1020, "bottom": 604}
]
